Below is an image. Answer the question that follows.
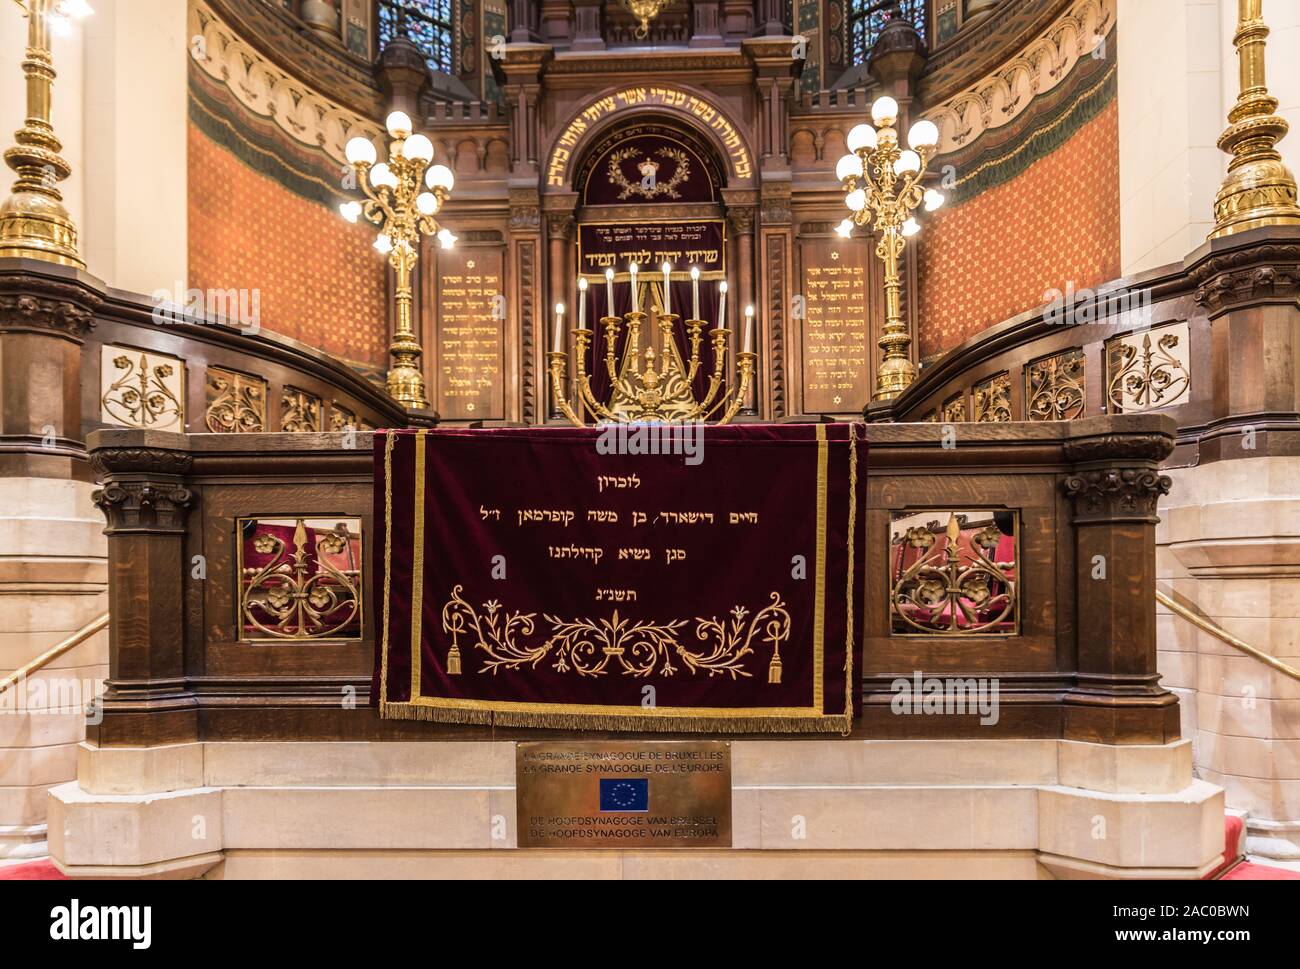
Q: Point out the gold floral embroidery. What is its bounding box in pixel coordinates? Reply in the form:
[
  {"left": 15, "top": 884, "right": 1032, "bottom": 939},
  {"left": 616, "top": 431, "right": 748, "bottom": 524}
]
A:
[
  {"left": 439, "top": 585, "right": 792, "bottom": 681},
  {"left": 607, "top": 146, "right": 692, "bottom": 201}
]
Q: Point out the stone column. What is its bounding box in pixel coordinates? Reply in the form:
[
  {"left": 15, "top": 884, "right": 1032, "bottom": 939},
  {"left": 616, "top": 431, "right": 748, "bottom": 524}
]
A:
[
  {"left": 755, "top": 0, "right": 786, "bottom": 36},
  {"left": 509, "top": 0, "right": 541, "bottom": 43},
  {"left": 1063, "top": 421, "right": 1181, "bottom": 745},
  {"left": 87, "top": 430, "right": 197, "bottom": 747},
  {"left": 0, "top": 264, "right": 105, "bottom": 859},
  {"left": 690, "top": 1, "right": 723, "bottom": 47},
  {"left": 376, "top": 34, "right": 430, "bottom": 119},
  {"left": 727, "top": 206, "right": 758, "bottom": 415},
  {"left": 572, "top": 0, "right": 607, "bottom": 51},
  {"left": 546, "top": 211, "right": 575, "bottom": 421},
  {"left": 1168, "top": 228, "right": 1300, "bottom": 858}
]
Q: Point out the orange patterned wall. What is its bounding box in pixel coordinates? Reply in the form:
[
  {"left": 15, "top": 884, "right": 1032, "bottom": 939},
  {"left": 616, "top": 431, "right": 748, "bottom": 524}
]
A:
[
  {"left": 915, "top": 97, "right": 1121, "bottom": 360},
  {"left": 187, "top": 123, "right": 389, "bottom": 371}
]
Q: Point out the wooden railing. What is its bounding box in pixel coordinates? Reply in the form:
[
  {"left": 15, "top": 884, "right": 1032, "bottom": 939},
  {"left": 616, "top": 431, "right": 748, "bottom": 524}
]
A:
[{"left": 84, "top": 413, "right": 1180, "bottom": 747}]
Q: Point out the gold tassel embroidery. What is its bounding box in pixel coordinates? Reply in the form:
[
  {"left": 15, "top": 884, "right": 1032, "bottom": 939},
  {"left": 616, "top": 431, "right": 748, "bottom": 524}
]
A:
[
  {"left": 446, "top": 645, "right": 462, "bottom": 675},
  {"left": 768, "top": 652, "right": 782, "bottom": 684}
]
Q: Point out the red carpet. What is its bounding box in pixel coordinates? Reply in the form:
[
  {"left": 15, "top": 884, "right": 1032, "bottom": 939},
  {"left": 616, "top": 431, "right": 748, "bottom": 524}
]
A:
[
  {"left": 0, "top": 860, "right": 66, "bottom": 880},
  {"left": 1220, "top": 862, "right": 1300, "bottom": 880}
]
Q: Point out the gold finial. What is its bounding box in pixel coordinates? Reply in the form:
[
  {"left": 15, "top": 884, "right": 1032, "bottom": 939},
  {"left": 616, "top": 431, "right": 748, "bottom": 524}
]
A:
[
  {"left": 1209, "top": 0, "right": 1300, "bottom": 239},
  {"left": 0, "top": 0, "right": 90, "bottom": 268}
]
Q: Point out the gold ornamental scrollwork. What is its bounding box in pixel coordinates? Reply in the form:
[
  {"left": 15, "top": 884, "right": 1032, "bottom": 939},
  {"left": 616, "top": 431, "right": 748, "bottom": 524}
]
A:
[
  {"left": 973, "top": 373, "right": 1012, "bottom": 423},
  {"left": 891, "top": 513, "right": 1017, "bottom": 636},
  {"left": 281, "top": 387, "right": 322, "bottom": 433},
  {"left": 440, "top": 585, "right": 792, "bottom": 682},
  {"left": 205, "top": 367, "right": 266, "bottom": 433},
  {"left": 1026, "top": 349, "right": 1085, "bottom": 421},
  {"left": 238, "top": 518, "right": 362, "bottom": 641},
  {"left": 101, "top": 352, "right": 184, "bottom": 430},
  {"left": 1106, "top": 328, "right": 1190, "bottom": 413}
]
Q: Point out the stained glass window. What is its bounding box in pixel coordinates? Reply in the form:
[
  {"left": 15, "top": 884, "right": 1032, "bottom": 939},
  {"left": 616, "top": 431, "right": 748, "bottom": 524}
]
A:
[
  {"left": 378, "top": 1, "right": 454, "bottom": 75},
  {"left": 850, "top": 0, "right": 927, "bottom": 66}
]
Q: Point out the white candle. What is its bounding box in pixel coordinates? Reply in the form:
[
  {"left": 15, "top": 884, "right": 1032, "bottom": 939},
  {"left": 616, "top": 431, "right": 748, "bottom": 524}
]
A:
[
  {"left": 691, "top": 266, "right": 700, "bottom": 321},
  {"left": 554, "top": 303, "right": 565, "bottom": 353},
  {"left": 662, "top": 261, "right": 672, "bottom": 315},
  {"left": 743, "top": 305, "right": 754, "bottom": 353},
  {"left": 718, "top": 281, "right": 728, "bottom": 331},
  {"left": 629, "top": 263, "right": 639, "bottom": 313},
  {"left": 578, "top": 277, "right": 587, "bottom": 327},
  {"left": 605, "top": 267, "right": 615, "bottom": 316}
]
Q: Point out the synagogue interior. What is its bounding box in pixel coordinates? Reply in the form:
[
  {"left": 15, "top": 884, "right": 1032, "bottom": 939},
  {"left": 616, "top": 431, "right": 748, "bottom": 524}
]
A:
[{"left": 2, "top": 0, "right": 1300, "bottom": 897}]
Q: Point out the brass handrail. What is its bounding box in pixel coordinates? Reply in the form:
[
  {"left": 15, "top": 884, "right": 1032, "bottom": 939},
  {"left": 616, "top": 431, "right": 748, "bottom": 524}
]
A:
[
  {"left": 1157, "top": 590, "right": 1300, "bottom": 682},
  {"left": 0, "top": 612, "right": 109, "bottom": 698}
]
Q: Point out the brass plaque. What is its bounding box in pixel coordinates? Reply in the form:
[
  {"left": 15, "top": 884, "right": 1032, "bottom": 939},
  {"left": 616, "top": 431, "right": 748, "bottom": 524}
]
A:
[{"left": 516, "top": 741, "right": 732, "bottom": 848}]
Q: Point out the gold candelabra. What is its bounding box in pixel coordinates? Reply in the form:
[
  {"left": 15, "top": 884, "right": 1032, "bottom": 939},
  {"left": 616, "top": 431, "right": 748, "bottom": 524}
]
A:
[
  {"left": 0, "top": 0, "right": 92, "bottom": 268},
  {"left": 1209, "top": 0, "right": 1300, "bottom": 239},
  {"left": 340, "top": 111, "right": 457, "bottom": 410},
  {"left": 620, "top": 0, "right": 669, "bottom": 40},
  {"left": 836, "top": 95, "right": 944, "bottom": 401},
  {"left": 549, "top": 265, "right": 755, "bottom": 425}
]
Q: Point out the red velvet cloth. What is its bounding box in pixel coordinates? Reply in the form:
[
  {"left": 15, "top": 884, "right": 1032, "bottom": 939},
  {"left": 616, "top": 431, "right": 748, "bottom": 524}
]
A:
[{"left": 373, "top": 423, "right": 866, "bottom": 731}]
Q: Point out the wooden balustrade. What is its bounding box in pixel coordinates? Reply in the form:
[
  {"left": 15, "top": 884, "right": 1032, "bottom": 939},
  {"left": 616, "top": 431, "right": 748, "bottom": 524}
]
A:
[{"left": 84, "top": 413, "right": 1179, "bottom": 747}]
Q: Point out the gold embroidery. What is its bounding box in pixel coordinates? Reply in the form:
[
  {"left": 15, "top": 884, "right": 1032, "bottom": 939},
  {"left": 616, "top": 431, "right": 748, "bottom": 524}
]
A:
[
  {"left": 813, "top": 424, "right": 827, "bottom": 713},
  {"left": 383, "top": 425, "right": 854, "bottom": 732},
  {"left": 380, "top": 432, "right": 395, "bottom": 708},
  {"left": 607, "top": 146, "right": 692, "bottom": 201},
  {"left": 440, "top": 584, "right": 792, "bottom": 680},
  {"left": 845, "top": 426, "right": 858, "bottom": 728},
  {"left": 409, "top": 430, "right": 427, "bottom": 700}
]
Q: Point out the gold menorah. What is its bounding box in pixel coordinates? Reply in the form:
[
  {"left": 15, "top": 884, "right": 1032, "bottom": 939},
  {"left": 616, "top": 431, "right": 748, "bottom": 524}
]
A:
[{"left": 548, "top": 270, "right": 755, "bottom": 426}]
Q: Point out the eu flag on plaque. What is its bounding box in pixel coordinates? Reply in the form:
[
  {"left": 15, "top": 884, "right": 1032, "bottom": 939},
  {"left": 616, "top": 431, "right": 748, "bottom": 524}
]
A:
[{"left": 599, "top": 777, "right": 649, "bottom": 812}]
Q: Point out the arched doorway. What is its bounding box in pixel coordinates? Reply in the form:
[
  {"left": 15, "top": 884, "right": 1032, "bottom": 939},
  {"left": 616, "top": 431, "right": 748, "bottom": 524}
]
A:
[{"left": 566, "top": 117, "right": 736, "bottom": 416}]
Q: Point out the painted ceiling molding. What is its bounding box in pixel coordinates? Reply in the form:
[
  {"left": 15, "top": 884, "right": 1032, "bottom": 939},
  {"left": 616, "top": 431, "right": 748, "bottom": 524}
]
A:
[
  {"left": 919, "top": 0, "right": 1069, "bottom": 104},
  {"left": 190, "top": 0, "right": 385, "bottom": 169},
  {"left": 203, "top": 0, "right": 381, "bottom": 117},
  {"left": 921, "top": 0, "right": 1114, "bottom": 158}
]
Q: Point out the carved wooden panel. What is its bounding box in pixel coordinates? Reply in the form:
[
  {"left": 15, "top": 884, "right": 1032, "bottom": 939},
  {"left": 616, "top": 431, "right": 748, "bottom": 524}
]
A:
[
  {"left": 1025, "top": 348, "right": 1085, "bottom": 421},
  {"left": 100, "top": 345, "right": 186, "bottom": 432},
  {"left": 328, "top": 401, "right": 357, "bottom": 431},
  {"left": 941, "top": 392, "right": 967, "bottom": 423},
  {"left": 281, "top": 387, "right": 322, "bottom": 432},
  {"left": 205, "top": 367, "right": 266, "bottom": 433},
  {"left": 973, "top": 372, "right": 1011, "bottom": 422},
  {"left": 1105, "top": 321, "right": 1191, "bottom": 414}
]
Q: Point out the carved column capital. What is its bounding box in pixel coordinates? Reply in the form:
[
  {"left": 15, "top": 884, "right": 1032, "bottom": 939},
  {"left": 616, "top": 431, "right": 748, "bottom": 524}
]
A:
[
  {"left": 88, "top": 433, "right": 195, "bottom": 534},
  {"left": 1062, "top": 467, "right": 1172, "bottom": 525},
  {"left": 92, "top": 479, "right": 196, "bottom": 534},
  {"left": 546, "top": 212, "right": 576, "bottom": 239},
  {"left": 1188, "top": 240, "right": 1300, "bottom": 317},
  {"left": 509, "top": 187, "right": 541, "bottom": 233},
  {"left": 0, "top": 272, "right": 102, "bottom": 343},
  {"left": 1062, "top": 427, "right": 1175, "bottom": 524},
  {"left": 727, "top": 208, "right": 756, "bottom": 234}
]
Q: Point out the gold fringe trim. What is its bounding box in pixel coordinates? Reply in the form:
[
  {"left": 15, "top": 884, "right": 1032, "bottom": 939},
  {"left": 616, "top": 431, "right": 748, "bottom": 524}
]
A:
[{"left": 380, "top": 700, "right": 850, "bottom": 734}]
